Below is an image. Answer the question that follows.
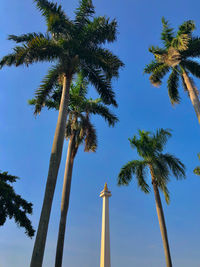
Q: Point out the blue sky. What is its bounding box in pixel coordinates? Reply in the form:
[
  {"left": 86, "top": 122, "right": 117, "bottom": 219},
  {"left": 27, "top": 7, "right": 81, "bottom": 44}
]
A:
[{"left": 0, "top": 0, "right": 200, "bottom": 266}]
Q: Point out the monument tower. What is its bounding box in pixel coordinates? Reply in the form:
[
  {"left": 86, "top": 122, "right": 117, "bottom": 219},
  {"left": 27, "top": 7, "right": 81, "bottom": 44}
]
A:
[{"left": 100, "top": 183, "right": 112, "bottom": 267}]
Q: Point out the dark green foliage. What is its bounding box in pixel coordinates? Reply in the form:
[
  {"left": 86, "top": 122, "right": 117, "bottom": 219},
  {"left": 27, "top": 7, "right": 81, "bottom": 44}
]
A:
[
  {"left": 145, "top": 18, "right": 200, "bottom": 105},
  {"left": 0, "top": 171, "right": 35, "bottom": 237},
  {"left": 181, "top": 59, "right": 200, "bottom": 79},
  {"left": 1, "top": 0, "right": 124, "bottom": 113},
  {"left": 118, "top": 129, "right": 185, "bottom": 204},
  {"left": 194, "top": 153, "right": 200, "bottom": 176},
  {"left": 167, "top": 68, "right": 180, "bottom": 104},
  {"left": 161, "top": 17, "right": 174, "bottom": 48}
]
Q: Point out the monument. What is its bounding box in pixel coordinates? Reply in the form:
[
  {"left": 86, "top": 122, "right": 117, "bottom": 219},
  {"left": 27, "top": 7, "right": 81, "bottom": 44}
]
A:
[{"left": 100, "top": 183, "right": 112, "bottom": 267}]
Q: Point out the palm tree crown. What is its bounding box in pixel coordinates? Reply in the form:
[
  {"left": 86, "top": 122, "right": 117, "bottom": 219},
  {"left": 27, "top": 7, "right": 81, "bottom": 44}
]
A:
[
  {"left": 144, "top": 18, "right": 200, "bottom": 123},
  {"left": 118, "top": 129, "right": 185, "bottom": 203},
  {"left": 1, "top": 0, "right": 124, "bottom": 111}
]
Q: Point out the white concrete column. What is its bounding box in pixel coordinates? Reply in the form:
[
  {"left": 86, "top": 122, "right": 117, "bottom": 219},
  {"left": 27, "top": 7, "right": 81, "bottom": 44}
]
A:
[{"left": 100, "top": 183, "right": 112, "bottom": 267}]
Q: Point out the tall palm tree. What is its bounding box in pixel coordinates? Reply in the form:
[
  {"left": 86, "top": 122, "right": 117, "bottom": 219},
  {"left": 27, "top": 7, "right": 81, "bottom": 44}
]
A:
[
  {"left": 194, "top": 153, "right": 200, "bottom": 175},
  {"left": 0, "top": 1, "right": 123, "bottom": 265},
  {"left": 0, "top": 171, "right": 35, "bottom": 237},
  {"left": 144, "top": 18, "right": 200, "bottom": 123},
  {"left": 118, "top": 129, "right": 185, "bottom": 267},
  {"left": 30, "top": 75, "right": 118, "bottom": 267}
]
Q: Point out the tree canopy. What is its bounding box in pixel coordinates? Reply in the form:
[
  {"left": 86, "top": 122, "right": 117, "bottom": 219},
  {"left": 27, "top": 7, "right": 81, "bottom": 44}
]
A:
[
  {"left": 0, "top": 171, "right": 35, "bottom": 237},
  {"left": 118, "top": 129, "right": 185, "bottom": 203}
]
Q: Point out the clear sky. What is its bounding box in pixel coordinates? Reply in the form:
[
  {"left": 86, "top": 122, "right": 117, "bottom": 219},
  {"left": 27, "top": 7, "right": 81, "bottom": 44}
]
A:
[{"left": 0, "top": 0, "right": 200, "bottom": 267}]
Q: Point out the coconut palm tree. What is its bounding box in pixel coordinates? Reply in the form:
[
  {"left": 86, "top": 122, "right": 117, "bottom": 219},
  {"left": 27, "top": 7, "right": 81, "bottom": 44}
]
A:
[
  {"left": 0, "top": 1, "right": 123, "bottom": 265},
  {"left": 194, "top": 153, "right": 200, "bottom": 175},
  {"left": 144, "top": 18, "right": 200, "bottom": 123},
  {"left": 0, "top": 171, "right": 35, "bottom": 237},
  {"left": 118, "top": 129, "right": 185, "bottom": 267},
  {"left": 29, "top": 74, "right": 118, "bottom": 267}
]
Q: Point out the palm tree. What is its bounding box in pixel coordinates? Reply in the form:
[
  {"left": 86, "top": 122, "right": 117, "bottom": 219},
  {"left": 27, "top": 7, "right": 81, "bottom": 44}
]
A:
[
  {"left": 194, "top": 153, "right": 200, "bottom": 175},
  {"left": 118, "top": 129, "right": 185, "bottom": 267},
  {"left": 144, "top": 18, "right": 200, "bottom": 123},
  {"left": 0, "top": 171, "right": 35, "bottom": 237},
  {"left": 0, "top": 1, "right": 123, "bottom": 265},
  {"left": 30, "top": 75, "right": 118, "bottom": 267}
]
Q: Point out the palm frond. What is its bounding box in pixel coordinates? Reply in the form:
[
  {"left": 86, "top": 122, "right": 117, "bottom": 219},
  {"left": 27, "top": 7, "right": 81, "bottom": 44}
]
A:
[
  {"left": 0, "top": 53, "right": 17, "bottom": 68},
  {"left": 118, "top": 160, "right": 136, "bottom": 185},
  {"left": 83, "top": 101, "right": 118, "bottom": 126},
  {"left": 159, "top": 182, "right": 170, "bottom": 204},
  {"left": 152, "top": 157, "right": 170, "bottom": 186},
  {"left": 83, "top": 117, "right": 97, "bottom": 152},
  {"left": 33, "top": 0, "right": 69, "bottom": 34},
  {"left": 149, "top": 64, "right": 170, "bottom": 87},
  {"left": 80, "top": 46, "right": 124, "bottom": 79},
  {"left": 181, "top": 59, "right": 200, "bottom": 79},
  {"left": 181, "top": 37, "right": 200, "bottom": 58},
  {"left": 75, "top": 0, "right": 94, "bottom": 26},
  {"left": 152, "top": 128, "right": 172, "bottom": 152},
  {"left": 161, "top": 17, "right": 174, "bottom": 48},
  {"left": 144, "top": 61, "right": 163, "bottom": 74},
  {"left": 167, "top": 67, "right": 180, "bottom": 105},
  {"left": 8, "top": 33, "right": 48, "bottom": 43},
  {"left": 159, "top": 153, "right": 186, "bottom": 179},
  {"left": 84, "top": 16, "right": 117, "bottom": 45},
  {"left": 177, "top": 20, "right": 195, "bottom": 35},
  {"left": 172, "top": 34, "right": 191, "bottom": 51},
  {"left": 34, "top": 65, "right": 60, "bottom": 114},
  {"left": 10, "top": 37, "right": 61, "bottom": 66},
  {"left": 82, "top": 66, "right": 117, "bottom": 106},
  {"left": 135, "top": 162, "right": 150, "bottom": 193}
]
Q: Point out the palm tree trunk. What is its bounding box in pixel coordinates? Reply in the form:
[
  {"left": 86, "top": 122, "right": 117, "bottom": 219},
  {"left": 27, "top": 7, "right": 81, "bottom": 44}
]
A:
[
  {"left": 182, "top": 71, "right": 200, "bottom": 124},
  {"left": 152, "top": 180, "right": 172, "bottom": 267},
  {"left": 55, "top": 135, "right": 75, "bottom": 267},
  {"left": 30, "top": 74, "right": 72, "bottom": 267}
]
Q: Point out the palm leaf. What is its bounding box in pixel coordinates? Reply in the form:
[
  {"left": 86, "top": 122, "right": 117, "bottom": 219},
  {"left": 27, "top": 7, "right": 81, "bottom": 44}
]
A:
[
  {"left": 181, "top": 59, "right": 200, "bottom": 79},
  {"left": 82, "top": 66, "right": 117, "bottom": 106},
  {"left": 161, "top": 17, "right": 174, "bottom": 48},
  {"left": 75, "top": 0, "right": 94, "bottom": 26},
  {"left": 152, "top": 128, "right": 172, "bottom": 152},
  {"left": 84, "top": 16, "right": 117, "bottom": 45},
  {"left": 33, "top": 0, "right": 70, "bottom": 34},
  {"left": 177, "top": 20, "right": 195, "bottom": 36},
  {"left": 83, "top": 101, "right": 118, "bottom": 126},
  {"left": 149, "top": 64, "right": 170, "bottom": 87},
  {"left": 167, "top": 68, "right": 180, "bottom": 105},
  {"left": 144, "top": 61, "right": 163, "bottom": 74},
  {"left": 159, "top": 153, "right": 185, "bottom": 179},
  {"left": 34, "top": 65, "right": 60, "bottom": 114}
]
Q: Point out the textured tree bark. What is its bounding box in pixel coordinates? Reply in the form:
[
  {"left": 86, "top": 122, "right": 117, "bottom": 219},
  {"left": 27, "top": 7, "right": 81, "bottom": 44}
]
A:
[
  {"left": 30, "top": 74, "right": 72, "bottom": 267},
  {"left": 55, "top": 135, "right": 75, "bottom": 267},
  {"left": 150, "top": 167, "right": 172, "bottom": 267},
  {"left": 182, "top": 71, "right": 200, "bottom": 124}
]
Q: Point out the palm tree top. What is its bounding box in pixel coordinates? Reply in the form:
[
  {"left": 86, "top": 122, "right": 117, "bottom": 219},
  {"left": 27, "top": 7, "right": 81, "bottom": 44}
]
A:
[
  {"left": 144, "top": 18, "right": 200, "bottom": 105},
  {"left": 118, "top": 129, "right": 185, "bottom": 203},
  {"left": 1, "top": 0, "right": 124, "bottom": 111}
]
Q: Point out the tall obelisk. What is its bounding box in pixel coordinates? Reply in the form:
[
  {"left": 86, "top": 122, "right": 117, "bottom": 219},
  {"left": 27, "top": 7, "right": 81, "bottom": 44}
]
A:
[{"left": 100, "top": 183, "right": 112, "bottom": 267}]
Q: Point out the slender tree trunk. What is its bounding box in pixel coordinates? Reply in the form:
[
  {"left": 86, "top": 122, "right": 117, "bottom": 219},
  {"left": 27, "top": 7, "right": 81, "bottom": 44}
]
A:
[
  {"left": 55, "top": 135, "right": 75, "bottom": 267},
  {"left": 150, "top": 167, "right": 172, "bottom": 267},
  {"left": 30, "top": 74, "right": 72, "bottom": 267},
  {"left": 182, "top": 71, "right": 200, "bottom": 124}
]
